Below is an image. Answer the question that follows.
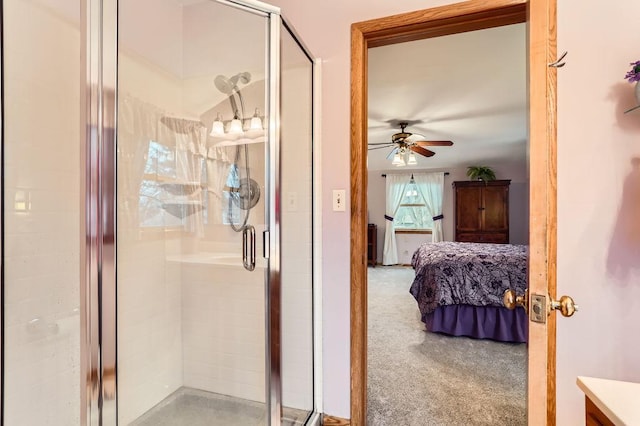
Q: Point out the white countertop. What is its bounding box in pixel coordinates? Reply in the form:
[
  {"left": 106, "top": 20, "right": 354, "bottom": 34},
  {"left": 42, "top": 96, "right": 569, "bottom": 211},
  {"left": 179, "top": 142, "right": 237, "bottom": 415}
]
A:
[{"left": 577, "top": 376, "right": 640, "bottom": 426}]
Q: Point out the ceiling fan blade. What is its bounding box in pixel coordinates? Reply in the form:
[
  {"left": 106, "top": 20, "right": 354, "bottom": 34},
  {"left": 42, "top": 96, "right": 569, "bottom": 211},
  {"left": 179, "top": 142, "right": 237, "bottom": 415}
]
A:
[
  {"left": 410, "top": 145, "right": 435, "bottom": 157},
  {"left": 368, "top": 144, "right": 395, "bottom": 151},
  {"left": 414, "top": 140, "right": 454, "bottom": 146},
  {"left": 368, "top": 142, "right": 396, "bottom": 146},
  {"left": 386, "top": 147, "right": 398, "bottom": 160}
]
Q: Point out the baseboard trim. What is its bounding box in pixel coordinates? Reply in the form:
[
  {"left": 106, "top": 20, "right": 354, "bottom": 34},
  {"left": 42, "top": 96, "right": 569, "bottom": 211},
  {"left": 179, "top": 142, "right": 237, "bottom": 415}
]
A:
[{"left": 323, "top": 414, "right": 350, "bottom": 425}]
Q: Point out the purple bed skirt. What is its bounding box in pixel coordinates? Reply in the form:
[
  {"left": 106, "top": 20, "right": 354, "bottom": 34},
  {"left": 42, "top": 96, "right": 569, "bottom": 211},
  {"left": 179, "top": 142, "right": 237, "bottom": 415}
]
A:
[{"left": 424, "top": 304, "right": 528, "bottom": 343}]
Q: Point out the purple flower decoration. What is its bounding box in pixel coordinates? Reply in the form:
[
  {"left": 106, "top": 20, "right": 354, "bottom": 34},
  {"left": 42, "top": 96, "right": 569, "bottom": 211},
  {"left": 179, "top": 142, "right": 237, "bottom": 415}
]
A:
[{"left": 625, "top": 61, "right": 640, "bottom": 83}]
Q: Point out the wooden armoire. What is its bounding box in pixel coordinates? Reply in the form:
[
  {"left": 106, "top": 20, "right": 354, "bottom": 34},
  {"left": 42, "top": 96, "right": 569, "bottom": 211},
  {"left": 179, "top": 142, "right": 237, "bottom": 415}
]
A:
[{"left": 453, "top": 180, "right": 510, "bottom": 243}]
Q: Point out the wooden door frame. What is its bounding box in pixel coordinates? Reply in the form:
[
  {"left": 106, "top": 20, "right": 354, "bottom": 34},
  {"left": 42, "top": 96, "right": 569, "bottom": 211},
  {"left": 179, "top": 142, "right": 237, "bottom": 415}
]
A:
[{"left": 350, "top": 0, "right": 558, "bottom": 425}]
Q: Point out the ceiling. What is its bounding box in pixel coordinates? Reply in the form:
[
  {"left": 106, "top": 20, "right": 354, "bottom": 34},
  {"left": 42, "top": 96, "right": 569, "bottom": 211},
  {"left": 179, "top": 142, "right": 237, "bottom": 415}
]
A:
[{"left": 367, "top": 23, "right": 527, "bottom": 171}]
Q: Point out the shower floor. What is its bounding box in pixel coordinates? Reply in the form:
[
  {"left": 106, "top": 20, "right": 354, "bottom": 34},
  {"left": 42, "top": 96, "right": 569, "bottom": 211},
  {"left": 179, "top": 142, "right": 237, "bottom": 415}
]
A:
[{"left": 130, "top": 387, "right": 310, "bottom": 426}]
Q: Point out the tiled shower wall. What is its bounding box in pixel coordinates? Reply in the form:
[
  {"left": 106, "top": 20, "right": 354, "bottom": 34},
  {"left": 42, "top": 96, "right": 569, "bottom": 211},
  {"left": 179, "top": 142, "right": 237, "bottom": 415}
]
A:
[
  {"left": 116, "top": 0, "right": 187, "bottom": 420},
  {"left": 180, "top": 262, "right": 266, "bottom": 402},
  {"left": 117, "top": 235, "right": 184, "bottom": 424},
  {"left": 3, "top": 0, "right": 81, "bottom": 423}
]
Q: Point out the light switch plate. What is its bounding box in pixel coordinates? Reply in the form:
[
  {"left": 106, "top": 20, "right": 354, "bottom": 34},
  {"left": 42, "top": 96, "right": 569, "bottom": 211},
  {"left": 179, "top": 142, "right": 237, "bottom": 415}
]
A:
[
  {"left": 287, "top": 192, "right": 298, "bottom": 212},
  {"left": 333, "top": 189, "right": 346, "bottom": 212}
]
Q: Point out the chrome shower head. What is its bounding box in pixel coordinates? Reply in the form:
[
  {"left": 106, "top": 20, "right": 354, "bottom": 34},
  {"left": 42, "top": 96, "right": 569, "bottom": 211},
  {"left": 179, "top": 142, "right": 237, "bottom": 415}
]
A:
[
  {"left": 214, "top": 72, "right": 252, "bottom": 94},
  {"left": 214, "top": 75, "right": 235, "bottom": 94},
  {"left": 230, "top": 72, "right": 251, "bottom": 85}
]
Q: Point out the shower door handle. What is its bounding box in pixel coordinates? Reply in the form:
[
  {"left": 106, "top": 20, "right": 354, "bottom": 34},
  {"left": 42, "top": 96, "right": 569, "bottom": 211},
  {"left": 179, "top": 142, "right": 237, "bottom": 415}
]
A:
[{"left": 242, "top": 225, "right": 256, "bottom": 271}]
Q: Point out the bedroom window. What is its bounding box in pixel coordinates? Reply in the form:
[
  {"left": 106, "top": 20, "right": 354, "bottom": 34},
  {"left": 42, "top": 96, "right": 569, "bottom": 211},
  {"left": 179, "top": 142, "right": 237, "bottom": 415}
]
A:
[{"left": 394, "top": 181, "right": 433, "bottom": 232}]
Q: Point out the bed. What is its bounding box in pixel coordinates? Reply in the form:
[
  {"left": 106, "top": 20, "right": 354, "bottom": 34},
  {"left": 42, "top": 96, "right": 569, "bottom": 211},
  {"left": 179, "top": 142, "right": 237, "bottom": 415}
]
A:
[{"left": 410, "top": 241, "right": 528, "bottom": 343}]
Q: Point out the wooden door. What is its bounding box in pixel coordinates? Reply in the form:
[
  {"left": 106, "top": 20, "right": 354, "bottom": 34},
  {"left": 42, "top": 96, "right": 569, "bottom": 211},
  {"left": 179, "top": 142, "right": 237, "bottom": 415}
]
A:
[
  {"left": 350, "top": 1, "right": 558, "bottom": 425},
  {"left": 456, "top": 186, "right": 482, "bottom": 232},
  {"left": 482, "top": 184, "right": 509, "bottom": 232}
]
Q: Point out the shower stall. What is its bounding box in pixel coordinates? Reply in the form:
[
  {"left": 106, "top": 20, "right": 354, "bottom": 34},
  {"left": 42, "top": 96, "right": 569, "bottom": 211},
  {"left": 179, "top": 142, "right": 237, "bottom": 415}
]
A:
[{"left": 1, "top": 0, "right": 318, "bottom": 425}]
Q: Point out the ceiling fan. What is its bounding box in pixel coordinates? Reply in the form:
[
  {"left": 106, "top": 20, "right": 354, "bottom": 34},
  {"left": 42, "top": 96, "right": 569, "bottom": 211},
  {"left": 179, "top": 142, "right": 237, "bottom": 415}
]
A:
[{"left": 368, "top": 122, "right": 453, "bottom": 165}]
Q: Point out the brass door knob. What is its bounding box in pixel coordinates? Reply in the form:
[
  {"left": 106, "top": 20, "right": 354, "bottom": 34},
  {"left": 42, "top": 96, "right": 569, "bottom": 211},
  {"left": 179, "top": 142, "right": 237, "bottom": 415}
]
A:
[
  {"left": 549, "top": 295, "right": 578, "bottom": 317},
  {"left": 503, "top": 289, "right": 528, "bottom": 312}
]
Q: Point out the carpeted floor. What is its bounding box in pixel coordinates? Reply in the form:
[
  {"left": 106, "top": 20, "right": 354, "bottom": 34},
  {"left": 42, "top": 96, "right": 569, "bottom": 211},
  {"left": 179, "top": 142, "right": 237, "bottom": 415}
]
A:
[{"left": 367, "top": 266, "right": 527, "bottom": 426}]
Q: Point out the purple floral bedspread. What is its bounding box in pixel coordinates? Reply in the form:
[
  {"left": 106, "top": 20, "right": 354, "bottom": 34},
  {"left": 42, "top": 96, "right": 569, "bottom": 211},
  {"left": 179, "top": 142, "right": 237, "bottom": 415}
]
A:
[{"left": 410, "top": 242, "right": 527, "bottom": 317}]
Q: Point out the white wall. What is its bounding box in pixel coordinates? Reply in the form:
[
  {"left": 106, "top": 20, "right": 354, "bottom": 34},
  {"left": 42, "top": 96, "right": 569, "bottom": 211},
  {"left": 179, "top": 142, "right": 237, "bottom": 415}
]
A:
[
  {"left": 395, "top": 234, "right": 432, "bottom": 265},
  {"left": 3, "top": 1, "right": 81, "bottom": 423},
  {"left": 271, "top": 0, "right": 640, "bottom": 421},
  {"left": 556, "top": 1, "right": 640, "bottom": 425}
]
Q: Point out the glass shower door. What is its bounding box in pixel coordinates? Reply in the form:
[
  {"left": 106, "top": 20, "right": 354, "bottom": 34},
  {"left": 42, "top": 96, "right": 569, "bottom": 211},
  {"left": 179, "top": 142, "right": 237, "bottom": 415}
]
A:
[
  {"left": 116, "top": 0, "right": 269, "bottom": 424},
  {"left": 2, "top": 0, "right": 82, "bottom": 423},
  {"left": 1, "top": 0, "right": 318, "bottom": 423},
  {"left": 279, "top": 21, "right": 316, "bottom": 425}
]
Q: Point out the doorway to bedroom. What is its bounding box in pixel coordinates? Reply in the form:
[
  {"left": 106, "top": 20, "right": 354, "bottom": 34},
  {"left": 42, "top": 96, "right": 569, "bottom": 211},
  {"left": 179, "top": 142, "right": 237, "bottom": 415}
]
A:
[
  {"left": 364, "top": 22, "right": 528, "bottom": 425},
  {"left": 351, "top": 1, "right": 560, "bottom": 425}
]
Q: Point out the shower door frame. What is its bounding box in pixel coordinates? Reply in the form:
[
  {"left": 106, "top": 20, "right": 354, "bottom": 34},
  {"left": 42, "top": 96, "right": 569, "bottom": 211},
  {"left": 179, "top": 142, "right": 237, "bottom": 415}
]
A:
[
  {"left": 78, "top": 0, "right": 320, "bottom": 426},
  {"left": 80, "top": 0, "right": 117, "bottom": 422}
]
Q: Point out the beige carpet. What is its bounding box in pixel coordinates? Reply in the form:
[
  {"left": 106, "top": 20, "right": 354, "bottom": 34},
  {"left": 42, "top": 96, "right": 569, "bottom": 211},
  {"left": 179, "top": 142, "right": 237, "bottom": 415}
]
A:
[{"left": 367, "top": 266, "right": 527, "bottom": 426}]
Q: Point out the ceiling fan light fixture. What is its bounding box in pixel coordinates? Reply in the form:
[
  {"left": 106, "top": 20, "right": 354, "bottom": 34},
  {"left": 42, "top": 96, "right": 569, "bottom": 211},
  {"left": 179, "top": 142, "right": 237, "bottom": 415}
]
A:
[
  {"left": 407, "top": 152, "right": 417, "bottom": 165},
  {"left": 392, "top": 152, "right": 406, "bottom": 167},
  {"left": 368, "top": 121, "right": 454, "bottom": 167}
]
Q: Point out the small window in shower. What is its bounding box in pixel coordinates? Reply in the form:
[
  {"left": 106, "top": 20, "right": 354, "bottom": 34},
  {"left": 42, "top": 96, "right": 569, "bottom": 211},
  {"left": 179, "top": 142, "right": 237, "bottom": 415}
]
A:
[
  {"left": 139, "top": 140, "right": 207, "bottom": 228},
  {"left": 222, "top": 164, "right": 242, "bottom": 226}
]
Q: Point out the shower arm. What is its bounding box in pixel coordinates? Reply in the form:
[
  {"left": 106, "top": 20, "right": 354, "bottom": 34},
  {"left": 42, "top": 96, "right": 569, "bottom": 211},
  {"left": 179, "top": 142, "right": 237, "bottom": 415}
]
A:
[
  {"left": 226, "top": 86, "right": 253, "bottom": 234},
  {"left": 226, "top": 88, "right": 247, "bottom": 122}
]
